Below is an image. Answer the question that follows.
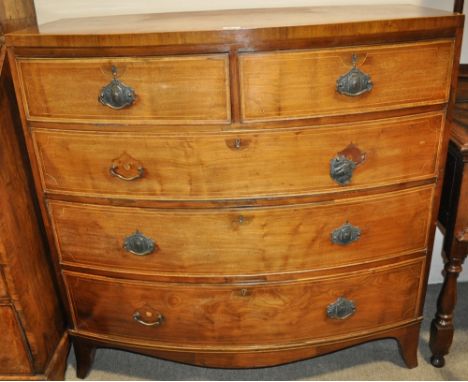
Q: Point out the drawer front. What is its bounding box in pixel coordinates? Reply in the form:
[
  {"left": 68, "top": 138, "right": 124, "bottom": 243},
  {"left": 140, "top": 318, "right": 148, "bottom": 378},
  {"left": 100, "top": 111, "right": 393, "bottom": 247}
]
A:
[
  {"left": 66, "top": 259, "right": 423, "bottom": 346},
  {"left": 17, "top": 55, "right": 230, "bottom": 124},
  {"left": 33, "top": 113, "right": 443, "bottom": 200},
  {"left": 0, "top": 305, "right": 32, "bottom": 374},
  {"left": 51, "top": 186, "right": 432, "bottom": 275},
  {"left": 240, "top": 40, "right": 453, "bottom": 122}
]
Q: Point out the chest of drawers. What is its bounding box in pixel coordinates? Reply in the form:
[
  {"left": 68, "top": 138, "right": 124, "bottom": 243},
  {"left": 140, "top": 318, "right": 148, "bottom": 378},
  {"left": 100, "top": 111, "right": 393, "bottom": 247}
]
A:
[{"left": 6, "top": 5, "right": 464, "bottom": 378}]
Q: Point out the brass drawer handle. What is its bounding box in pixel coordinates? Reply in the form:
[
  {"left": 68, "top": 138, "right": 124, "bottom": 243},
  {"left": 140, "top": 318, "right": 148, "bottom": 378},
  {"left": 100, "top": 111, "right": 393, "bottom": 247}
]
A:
[
  {"left": 330, "top": 156, "right": 356, "bottom": 185},
  {"left": 330, "top": 143, "right": 366, "bottom": 185},
  {"left": 336, "top": 54, "right": 373, "bottom": 97},
  {"left": 123, "top": 230, "right": 157, "bottom": 256},
  {"left": 326, "top": 297, "right": 356, "bottom": 320},
  {"left": 110, "top": 152, "right": 145, "bottom": 181},
  {"left": 331, "top": 222, "right": 361, "bottom": 245},
  {"left": 99, "top": 65, "right": 136, "bottom": 109},
  {"left": 226, "top": 138, "right": 250, "bottom": 150},
  {"left": 110, "top": 163, "right": 144, "bottom": 181},
  {"left": 133, "top": 311, "right": 164, "bottom": 327}
]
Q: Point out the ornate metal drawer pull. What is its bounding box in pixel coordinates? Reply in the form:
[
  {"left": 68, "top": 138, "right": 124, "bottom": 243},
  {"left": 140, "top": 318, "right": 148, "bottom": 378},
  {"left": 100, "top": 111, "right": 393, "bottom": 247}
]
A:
[
  {"left": 330, "top": 143, "right": 366, "bottom": 185},
  {"left": 326, "top": 297, "right": 356, "bottom": 320},
  {"left": 99, "top": 65, "right": 136, "bottom": 109},
  {"left": 133, "top": 311, "right": 164, "bottom": 327},
  {"left": 110, "top": 164, "right": 144, "bottom": 181},
  {"left": 225, "top": 138, "right": 250, "bottom": 150},
  {"left": 110, "top": 152, "right": 145, "bottom": 181},
  {"left": 123, "top": 230, "right": 157, "bottom": 256},
  {"left": 336, "top": 54, "right": 373, "bottom": 97},
  {"left": 330, "top": 156, "right": 356, "bottom": 185},
  {"left": 331, "top": 222, "right": 361, "bottom": 245}
]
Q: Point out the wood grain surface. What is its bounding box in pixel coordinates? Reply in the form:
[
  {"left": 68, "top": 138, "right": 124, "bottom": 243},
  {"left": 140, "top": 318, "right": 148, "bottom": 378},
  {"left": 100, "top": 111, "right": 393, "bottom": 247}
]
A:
[
  {"left": 32, "top": 5, "right": 455, "bottom": 35},
  {"left": 0, "top": 0, "right": 36, "bottom": 36},
  {"left": 32, "top": 113, "right": 443, "bottom": 200},
  {"left": 0, "top": 44, "right": 66, "bottom": 376},
  {"left": 0, "top": 272, "right": 7, "bottom": 298},
  {"left": 65, "top": 259, "right": 423, "bottom": 347},
  {"left": 5, "top": 5, "right": 462, "bottom": 48},
  {"left": 17, "top": 55, "right": 230, "bottom": 124},
  {"left": 240, "top": 41, "right": 453, "bottom": 121},
  {"left": 49, "top": 186, "right": 432, "bottom": 277},
  {"left": 4, "top": 4, "right": 461, "bottom": 375},
  {"left": 0, "top": 305, "right": 32, "bottom": 374},
  {"left": 69, "top": 321, "right": 422, "bottom": 369}
]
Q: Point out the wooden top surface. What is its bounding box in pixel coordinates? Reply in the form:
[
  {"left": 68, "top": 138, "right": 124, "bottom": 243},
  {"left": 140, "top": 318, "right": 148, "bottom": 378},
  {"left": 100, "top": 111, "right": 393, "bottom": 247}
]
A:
[
  {"left": 28, "top": 5, "right": 456, "bottom": 34},
  {"left": 5, "top": 5, "right": 462, "bottom": 48}
]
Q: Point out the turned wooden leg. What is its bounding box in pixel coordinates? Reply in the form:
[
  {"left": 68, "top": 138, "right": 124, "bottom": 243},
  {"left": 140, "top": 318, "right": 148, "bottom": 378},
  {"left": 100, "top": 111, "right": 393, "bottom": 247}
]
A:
[
  {"left": 429, "top": 239, "right": 467, "bottom": 368},
  {"left": 73, "top": 338, "right": 96, "bottom": 379},
  {"left": 395, "top": 324, "right": 420, "bottom": 368}
]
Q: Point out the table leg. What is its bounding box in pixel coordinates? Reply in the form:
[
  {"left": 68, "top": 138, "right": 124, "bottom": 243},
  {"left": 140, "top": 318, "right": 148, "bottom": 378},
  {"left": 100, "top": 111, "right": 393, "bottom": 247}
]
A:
[{"left": 430, "top": 238, "right": 467, "bottom": 367}]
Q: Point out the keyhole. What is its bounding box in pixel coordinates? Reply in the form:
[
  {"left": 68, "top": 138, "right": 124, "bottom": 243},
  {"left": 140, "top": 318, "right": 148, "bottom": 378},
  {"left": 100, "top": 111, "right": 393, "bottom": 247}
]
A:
[
  {"left": 234, "top": 138, "right": 242, "bottom": 149},
  {"left": 240, "top": 288, "right": 248, "bottom": 296}
]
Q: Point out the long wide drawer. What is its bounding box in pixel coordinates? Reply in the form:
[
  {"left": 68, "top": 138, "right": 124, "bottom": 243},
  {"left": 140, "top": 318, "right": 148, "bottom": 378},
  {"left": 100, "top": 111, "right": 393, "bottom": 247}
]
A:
[
  {"left": 33, "top": 113, "right": 443, "bottom": 200},
  {"left": 16, "top": 55, "right": 230, "bottom": 124},
  {"left": 50, "top": 186, "right": 432, "bottom": 276},
  {"left": 239, "top": 40, "right": 453, "bottom": 122},
  {"left": 65, "top": 259, "right": 424, "bottom": 346}
]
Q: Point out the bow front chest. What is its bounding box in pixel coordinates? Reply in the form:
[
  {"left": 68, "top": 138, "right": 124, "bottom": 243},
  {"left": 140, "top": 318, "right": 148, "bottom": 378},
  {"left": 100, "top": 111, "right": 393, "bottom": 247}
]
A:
[{"left": 6, "top": 5, "right": 463, "bottom": 377}]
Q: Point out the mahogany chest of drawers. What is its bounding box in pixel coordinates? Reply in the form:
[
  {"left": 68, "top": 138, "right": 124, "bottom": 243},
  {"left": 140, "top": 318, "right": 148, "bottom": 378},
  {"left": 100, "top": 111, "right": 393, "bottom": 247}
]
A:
[{"left": 5, "top": 5, "right": 464, "bottom": 378}]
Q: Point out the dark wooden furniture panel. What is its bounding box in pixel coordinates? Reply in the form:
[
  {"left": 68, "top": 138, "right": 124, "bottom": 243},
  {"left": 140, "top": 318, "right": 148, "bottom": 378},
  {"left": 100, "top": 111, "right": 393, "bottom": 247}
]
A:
[
  {"left": 0, "top": 270, "right": 8, "bottom": 298},
  {"left": 430, "top": 115, "right": 468, "bottom": 368},
  {"left": 0, "top": 305, "right": 33, "bottom": 374},
  {"left": 428, "top": 2, "right": 467, "bottom": 363},
  {"left": 0, "top": 45, "right": 68, "bottom": 380},
  {"left": 0, "top": 1, "right": 68, "bottom": 379},
  {"left": 0, "top": 0, "right": 36, "bottom": 37}
]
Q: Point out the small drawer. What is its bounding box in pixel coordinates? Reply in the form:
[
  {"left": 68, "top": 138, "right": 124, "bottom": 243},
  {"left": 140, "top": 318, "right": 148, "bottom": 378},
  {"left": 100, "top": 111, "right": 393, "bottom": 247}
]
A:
[
  {"left": 239, "top": 40, "right": 453, "bottom": 122},
  {"left": 50, "top": 186, "right": 432, "bottom": 276},
  {"left": 33, "top": 113, "right": 443, "bottom": 200},
  {"left": 65, "top": 259, "right": 423, "bottom": 347},
  {"left": 0, "top": 305, "right": 32, "bottom": 374},
  {"left": 16, "top": 55, "right": 230, "bottom": 124}
]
